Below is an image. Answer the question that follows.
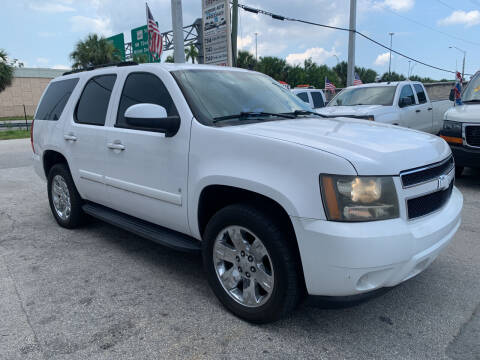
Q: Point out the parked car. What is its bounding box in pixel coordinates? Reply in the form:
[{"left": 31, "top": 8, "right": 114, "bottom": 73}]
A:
[
  {"left": 440, "top": 71, "right": 480, "bottom": 177},
  {"left": 291, "top": 87, "right": 327, "bottom": 110},
  {"left": 32, "top": 63, "right": 462, "bottom": 323},
  {"left": 317, "top": 81, "right": 452, "bottom": 134}
]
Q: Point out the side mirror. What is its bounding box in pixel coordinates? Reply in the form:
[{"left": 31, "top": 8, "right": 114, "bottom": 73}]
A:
[
  {"left": 124, "top": 103, "right": 180, "bottom": 137},
  {"left": 449, "top": 89, "right": 455, "bottom": 102},
  {"left": 399, "top": 97, "right": 412, "bottom": 108}
]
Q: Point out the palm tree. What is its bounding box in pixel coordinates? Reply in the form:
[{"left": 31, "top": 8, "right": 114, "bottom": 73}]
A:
[
  {"left": 184, "top": 44, "right": 199, "bottom": 64},
  {"left": 236, "top": 50, "right": 256, "bottom": 70},
  {"left": 70, "top": 34, "right": 121, "bottom": 69},
  {"left": 165, "top": 54, "right": 174, "bottom": 63},
  {"left": 0, "top": 49, "right": 14, "bottom": 93}
]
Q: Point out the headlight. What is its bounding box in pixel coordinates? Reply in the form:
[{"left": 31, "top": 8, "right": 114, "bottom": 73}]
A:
[
  {"left": 320, "top": 175, "right": 399, "bottom": 222},
  {"left": 442, "top": 120, "right": 462, "bottom": 136}
]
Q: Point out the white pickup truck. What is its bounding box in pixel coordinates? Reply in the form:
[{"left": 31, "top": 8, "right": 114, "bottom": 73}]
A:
[
  {"left": 32, "top": 63, "right": 462, "bottom": 323},
  {"left": 317, "top": 81, "right": 452, "bottom": 134}
]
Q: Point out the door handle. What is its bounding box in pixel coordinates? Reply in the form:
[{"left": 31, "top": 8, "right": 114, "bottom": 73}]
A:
[
  {"left": 416, "top": 109, "right": 421, "bottom": 113},
  {"left": 427, "top": 107, "right": 433, "bottom": 111},
  {"left": 107, "top": 142, "right": 125, "bottom": 150},
  {"left": 64, "top": 134, "right": 77, "bottom": 141}
]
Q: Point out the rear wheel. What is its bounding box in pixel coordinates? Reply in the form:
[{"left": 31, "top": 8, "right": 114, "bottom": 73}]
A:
[
  {"left": 455, "top": 166, "right": 464, "bottom": 178},
  {"left": 47, "top": 163, "right": 85, "bottom": 228},
  {"left": 202, "top": 204, "right": 303, "bottom": 323}
]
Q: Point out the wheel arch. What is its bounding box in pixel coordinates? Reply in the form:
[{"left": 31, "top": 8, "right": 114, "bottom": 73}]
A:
[{"left": 43, "top": 149, "right": 70, "bottom": 178}]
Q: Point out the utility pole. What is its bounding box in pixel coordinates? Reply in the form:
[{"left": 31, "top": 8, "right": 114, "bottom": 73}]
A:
[
  {"left": 449, "top": 45, "right": 466, "bottom": 81},
  {"left": 231, "top": 0, "right": 238, "bottom": 66},
  {"left": 388, "top": 32, "right": 394, "bottom": 80},
  {"left": 171, "top": 0, "right": 185, "bottom": 63},
  {"left": 346, "top": 0, "right": 356, "bottom": 87},
  {"left": 255, "top": 32, "right": 258, "bottom": 62}
]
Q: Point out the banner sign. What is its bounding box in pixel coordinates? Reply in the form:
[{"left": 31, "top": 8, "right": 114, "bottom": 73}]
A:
[
  {"left": 202, "top": 0, "right": 232, "bottom": 66},
  {"left": 131, "top": 25, "right": 161, "bottom": 63}
]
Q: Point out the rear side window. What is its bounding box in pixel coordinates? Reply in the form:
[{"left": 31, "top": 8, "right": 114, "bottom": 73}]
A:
[
  {"left": 414, "top": 84, "right": 427, "bottom": 104},
  {"left": 311, "top": 91, "right": 325, "bottom": 108},
  {"left": 116, "top": 72, "right": 178, "bottom": 128},
  {"left": 75, "top": 74, "right": 116, "bottom": 126},
  {"left": 296, "top": 92, "right": 309, "bottom": 103},
  {"left": 35, "top": 78, "right": 79, "bottom": 120}
]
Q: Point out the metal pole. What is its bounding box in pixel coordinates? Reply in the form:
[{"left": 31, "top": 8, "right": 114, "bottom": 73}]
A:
[
  {"left": 346, "top": 0, "right": 356, "bottom": 87},
  {"left": 232, "top": 0, "right": 238, "bottom": 67},
  {"left": 255, "top": 32, "right": 258, "bottom": 62},
  {"left": 193, "top": 18, "right": 204, "bottom": 64},
  {"left": 388, "top": 32, "right": 394, "bottom": 80},
  {"left": 171, "top": 0, "right": 185, "bottom": 63},
  {"left": 462, "top": 51, "right": 466, "bottom": 81}
]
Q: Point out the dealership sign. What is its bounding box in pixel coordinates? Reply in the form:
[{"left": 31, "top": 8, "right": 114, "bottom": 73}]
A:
[{"left": 202, "top": 0, "right": 232, "bottom": 66}]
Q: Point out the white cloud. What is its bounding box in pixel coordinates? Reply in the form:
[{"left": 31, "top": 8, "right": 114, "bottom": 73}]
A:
[
  {"left": 286, "top": 47, "right": 338, "bottom": 66},
  {"left": 29, "top": 2, "right": 75, "bottom": 13},
  {"left": 70, "top": 15, "right": 112, "bottom": 36},
  {"left": 52, "top": 64, "right": 70, "bottom": 70},
  {"left": 237, "top": 35, "right": 253, "bottom": 49},
  {"left": 374, "top": 52, "right": 392, "bottom": 66},
  {"left": 370, "top": 0, "right": 414, "bottom": 12},
  {"left": 36, "top": 57, "right": 49, "bottom": 65},
  {"left": 438, "top": 10, "right": 480, "bottom": 27}
]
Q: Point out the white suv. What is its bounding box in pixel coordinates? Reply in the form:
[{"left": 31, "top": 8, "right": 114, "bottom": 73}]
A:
[{"left": 32, "top": 62, "right": 463, "bottom": 323}]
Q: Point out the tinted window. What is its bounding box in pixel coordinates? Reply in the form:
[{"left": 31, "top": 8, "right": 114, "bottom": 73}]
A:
[
  {"left": 35, "top": 78, "right": 79, "bottom": 120},
  {"left": 311, "top": 91, "right": 325, "bottom": 108},
  {"left": 296, "top": 92, "right": 309, "bottom": 103},
  {"left": 116, "top": 72, "right": 178, "bottom": 128},
  {"left": 414, "top": 84, "right": 427, "bottom": 104},
  {"left": 75, "top": 75, "right": 116, "bottom": 126},
  {"left": 328, "top": 86, "right": 396, "bottom": 106},
  {"left": 399, "top": 85, "right": 415, "bottom": 106}
]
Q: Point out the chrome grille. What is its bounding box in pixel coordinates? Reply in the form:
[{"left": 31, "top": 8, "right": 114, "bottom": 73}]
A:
[
  {"left": 400, "top": 156, "right": 454, "bottom": 188},
  {"left": 465, "top": 125, "right": 480, "bottom": 148}
]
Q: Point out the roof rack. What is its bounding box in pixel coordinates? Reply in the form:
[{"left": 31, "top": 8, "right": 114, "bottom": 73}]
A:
[{"left": 62, "top": 61, "right": 138, "bottom": 76}]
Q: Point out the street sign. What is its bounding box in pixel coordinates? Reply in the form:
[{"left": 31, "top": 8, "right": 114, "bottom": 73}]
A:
[
  {"left": 106, "top": 33, "right": 126, "bottom": 61},
  {"left": 131, "top": 25, "right": 161, "bottom": 63},
  {"left": 202, "top": 0, "right": 232, "bottom": 66}
]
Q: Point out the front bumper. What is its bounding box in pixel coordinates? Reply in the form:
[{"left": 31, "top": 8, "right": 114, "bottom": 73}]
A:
[
  {"left": 291, "top": 186, "right": 463, "bottom": 296},
  {"left": 450, "top": 145, "right": 480, "bottom": 168}
]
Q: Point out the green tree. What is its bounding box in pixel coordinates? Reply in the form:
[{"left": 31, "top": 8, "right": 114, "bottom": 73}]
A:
[
  {"left": 185, "top": 44, "right": 199, "bottom": 64},
  {"left": 380, "top": 71, "right": 406, "bottom": 82},
  {"left": 165, "top": 54, "right": 174, "bottom": 63},
  {"left": 0, "top": 49, "right": 14, "bottom": 93},
  {"left": 333, "top": 61, "right": 378, "bottom": 87},
  {"left": 70, "top": 34, "right": 122, "bottom": 69},
  {"left": 256, "top": 56, "right": 289, "bottom": 81},
  {"left": 236, "top": 50, "right": 257, "bottom": 70},
  {"left": 133, "top": 54, "right": 149, "bottom": 63}
]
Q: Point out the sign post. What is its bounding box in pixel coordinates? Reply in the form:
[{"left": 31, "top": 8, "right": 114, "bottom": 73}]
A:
[
  {"left": 202, "top": 0, "right": 232, "bottom": 66},
  {"left": 106, "top": 33, "right": 126, "bottom": 61},
  {"left": 131, "top": 25, "right": 161, "bottom": 63}
]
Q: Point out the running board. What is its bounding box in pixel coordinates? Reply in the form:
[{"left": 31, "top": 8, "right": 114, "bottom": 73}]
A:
[{"left": 82, "top": 202, "right": 201, "bottom": 253}]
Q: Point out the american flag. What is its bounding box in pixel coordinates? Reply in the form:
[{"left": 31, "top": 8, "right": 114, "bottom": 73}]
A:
[
  {"left": 146, "top": 3, "right": 163, "bottom": 60},
  {"left": 354, "top": 72, "right": 363, "bottom": 85},
  {"left": 325, "top": 77, "right": 336, "bottom": 93}
]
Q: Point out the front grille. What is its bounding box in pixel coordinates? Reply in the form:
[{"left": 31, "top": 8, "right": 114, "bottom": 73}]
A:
[
  {"left": 401, "top": 156, "right": 454, "bottom": 188},
  {"left": 407, "top": 182, "right": 453, "bottom": 219},
  {"left": 465, "top": 125, "right": 480, "bottom": 147}
]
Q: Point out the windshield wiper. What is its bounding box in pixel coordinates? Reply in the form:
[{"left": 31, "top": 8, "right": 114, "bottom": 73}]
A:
[
  {"left": 462, "top": 99, "right": 480, "bottom": 103},
  {"left": 285, "top": 110, "right": 327, "bottom": 118},
  {"left": 212, "top": 111, "right": 295, "bottom": 123}
]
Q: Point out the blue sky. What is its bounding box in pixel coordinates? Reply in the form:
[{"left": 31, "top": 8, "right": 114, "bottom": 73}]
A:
[{"left": 1, "top": 0, "right": 479, "bottom": 80}]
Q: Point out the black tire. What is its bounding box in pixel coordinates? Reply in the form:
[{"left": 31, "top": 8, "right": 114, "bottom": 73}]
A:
[
  {"left": 202, "top": 203, "right": 303, "bottom": 323},
  {"left": 47, "top": 163, "right": 85, "bottom": 229},
  {"left": 455, "top": 166, "right": 464, "bottom": 178}
]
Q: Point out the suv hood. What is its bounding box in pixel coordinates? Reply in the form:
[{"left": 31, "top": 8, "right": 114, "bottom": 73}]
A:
[
  {"left": 317, "top": 105, "right": 388, "bottom": 116},
  {"left": 229, "top": 117, "right": 450, "bottom": 175}
]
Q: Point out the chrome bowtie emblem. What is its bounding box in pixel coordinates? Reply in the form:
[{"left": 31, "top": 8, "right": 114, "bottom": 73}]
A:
[{"left": 438, "top": 174, "right": 450, "bottom": 190}]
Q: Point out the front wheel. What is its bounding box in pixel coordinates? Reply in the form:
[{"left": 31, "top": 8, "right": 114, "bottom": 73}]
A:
[{"left": 202, "top": 204, "right": 303, "bottom": 323}]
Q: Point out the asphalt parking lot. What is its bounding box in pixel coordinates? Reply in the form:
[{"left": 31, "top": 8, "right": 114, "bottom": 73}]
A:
[{"left": 1, "top": 138, "right": 479, "bottom": 360}]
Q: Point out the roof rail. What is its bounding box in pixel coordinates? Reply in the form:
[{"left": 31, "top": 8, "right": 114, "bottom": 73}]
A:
[{"left": 62, "top": 61, "right": 138, "bottom": 76}]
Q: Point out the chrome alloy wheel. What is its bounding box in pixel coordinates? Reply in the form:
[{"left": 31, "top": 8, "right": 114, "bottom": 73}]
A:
[
  {"left": 213, "top": 226, "right": 274, "bottom": 308},
  {"left": 51, "top": 175, "right": 71, "bottom": 221}
]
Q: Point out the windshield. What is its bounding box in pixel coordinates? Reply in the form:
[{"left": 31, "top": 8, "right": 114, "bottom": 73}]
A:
[
  {"left": 328, "top": 86, "right": 397, "bottom": 106},
  {"left": 462, "top": 72, "right": 480, "bottom": 102},
  {"left": 172, "top": 69, "right": 311, "bottom": 125}
]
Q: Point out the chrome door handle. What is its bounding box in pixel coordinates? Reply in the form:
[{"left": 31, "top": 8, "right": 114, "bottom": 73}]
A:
[
  {"left": 427, "top": 107, "right": 433, "bottom": 111},
  {"left": 107, "top": 143, "right": 125, "bottom": 150},
  {"left": 64, "top": 134, "right": 77, "bottom": 141}
]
